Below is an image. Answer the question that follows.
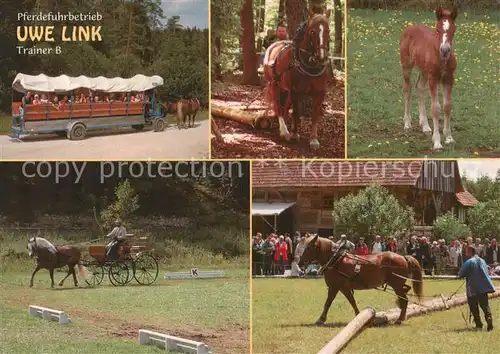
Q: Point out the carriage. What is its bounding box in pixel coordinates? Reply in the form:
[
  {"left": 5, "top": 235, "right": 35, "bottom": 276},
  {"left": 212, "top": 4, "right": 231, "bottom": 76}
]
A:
[
  {"left": 83, "top": 234, "right": 159, "bottom": 287},
  {"left": 10, "top": 73, "right": 166, "bottom": 140}
]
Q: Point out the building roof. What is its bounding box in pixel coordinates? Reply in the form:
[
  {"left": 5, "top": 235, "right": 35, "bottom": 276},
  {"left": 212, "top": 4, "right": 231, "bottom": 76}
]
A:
[
  {"left": 455, "top": 190, "right": 478, "bottom": 207},
  {"left": 253, "top": 160, "right": 425, "bottom": 188}
]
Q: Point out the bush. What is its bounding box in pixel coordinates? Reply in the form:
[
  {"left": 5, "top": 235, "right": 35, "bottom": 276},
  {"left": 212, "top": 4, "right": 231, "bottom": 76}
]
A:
[
  {"left": 468, "top": 199, "right": 500, "bottom": 239},
  {"left": 333, "top": 184, "right": 415, "bottom": 242},
  {"left": 432, "top": 212, "right": 471, "bottom": 243},
  {"left": 101, "top": 180, "right": 140, "bottom": 229}
]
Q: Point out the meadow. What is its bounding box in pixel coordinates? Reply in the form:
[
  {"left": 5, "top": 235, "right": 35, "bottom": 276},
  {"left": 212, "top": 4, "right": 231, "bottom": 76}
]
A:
[
  {"left": 252, "top": 278, "right": 500, "bottom": 354},
  {"left": 0, "top": 230, "right": 249, "bottom": 354},
  {"left": 347, "top": 9, "right": 500, "bottom": 158}
]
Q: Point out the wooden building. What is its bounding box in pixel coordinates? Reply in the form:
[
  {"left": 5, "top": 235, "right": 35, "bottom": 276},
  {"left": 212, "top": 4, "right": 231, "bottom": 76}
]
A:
[{"left": 252, "top": 160, "right": 478, "bottom": 236}]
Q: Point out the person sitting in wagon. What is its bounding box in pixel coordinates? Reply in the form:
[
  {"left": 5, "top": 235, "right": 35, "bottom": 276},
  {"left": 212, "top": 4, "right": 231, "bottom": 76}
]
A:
[
  {"left": 106, "top": 219, "right": 127, "bottom": 260},
  {"left": 22, "top": 91, "right": 33, "bottom": 106}
]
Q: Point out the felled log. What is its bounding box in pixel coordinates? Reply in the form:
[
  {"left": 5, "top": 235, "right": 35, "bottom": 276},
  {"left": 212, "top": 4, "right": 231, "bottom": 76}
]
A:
[
  {"left": 211, "top": 118, "right": 224, "bottom": 142},
  {"left": 373, "top": 286, "right": 500, "bottom": 326},
  {"left": 317, "top": 307, "right": 376, "bottom": 354},
  {"left": 211, "top": 104, "right": 272, "bottom": 129},
  {"left": 423, "top": 275, "right": 500, "bottom": 280}
]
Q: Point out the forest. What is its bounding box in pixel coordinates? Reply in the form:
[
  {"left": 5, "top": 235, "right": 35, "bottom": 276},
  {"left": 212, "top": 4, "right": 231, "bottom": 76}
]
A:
[
  {"left": 0, "top": 161, "right": 250, "bottom": 258},
  {"left": 0, "top": 0, "right": 209, "bottom": 112}
]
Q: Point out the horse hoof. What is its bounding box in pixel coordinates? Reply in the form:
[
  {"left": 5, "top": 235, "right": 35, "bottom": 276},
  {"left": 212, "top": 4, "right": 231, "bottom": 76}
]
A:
[
  {"left": 310, "top": 139, "right": 320, "bottom": 150},
  {"left": 29, "top": 284, "right": 33, "bottom": 288},
  {"left": 432, "top": 143, "right": 443, "bottom": 150},
  {"left": 58, "top": 283, "right": 63, "bottom": 287},
  {"left": 445, "top": 136, "right": 454, "bottom": 144},
  {"left": 281, "top": 133, "right": 291, "bottom": 141},
  {"left": 315, "top": 319, "right": 325, "bottom": 326},
  {"left": 291, "top": 133, "right": 300, "bottom": 141},
  {"left": 422, "top": 126, "right": 432, "bottom": 135}
]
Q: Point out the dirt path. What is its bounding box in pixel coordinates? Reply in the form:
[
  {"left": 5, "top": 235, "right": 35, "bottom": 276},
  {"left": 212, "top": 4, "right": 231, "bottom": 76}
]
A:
[
  {"left": 0, "top": 120, "right": 209, "bottom": 160},
  {"left": 1, "top": 285, "right": 248, "bottom": 354}
]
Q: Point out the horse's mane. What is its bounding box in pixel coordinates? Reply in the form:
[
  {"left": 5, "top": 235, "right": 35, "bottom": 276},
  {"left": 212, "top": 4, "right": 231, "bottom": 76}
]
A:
[{"left": 30, "top": 237, "right": 57, "bottom": 254}]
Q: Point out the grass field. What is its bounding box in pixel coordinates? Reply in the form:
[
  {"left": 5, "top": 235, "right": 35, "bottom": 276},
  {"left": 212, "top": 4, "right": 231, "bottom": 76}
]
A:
[
  {"left": 347, "top": 9, "right": 500, "bottom": 158},
  {"left": 0, "top": 264, "right": 249, "bottom": 354},
  {"left": 252, "top": 278, "right": 500, "bottom": 354},
  {"left": 0, "top": 225, "right": 249, "bottom": 354}
]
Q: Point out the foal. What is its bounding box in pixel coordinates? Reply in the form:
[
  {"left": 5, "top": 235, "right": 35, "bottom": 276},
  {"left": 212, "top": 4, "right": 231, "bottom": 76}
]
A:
[{"left": 400, "top": 8, "right": 458, "bottom": 150}]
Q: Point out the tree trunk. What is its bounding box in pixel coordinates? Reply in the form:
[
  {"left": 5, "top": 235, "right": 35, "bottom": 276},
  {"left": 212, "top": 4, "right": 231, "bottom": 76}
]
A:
[
  {"left": 278, "top": 0, "right": 285, "bottom": 24},
  {"left": 255, "top": 0, "right": 266, "bottom": 54},
  {"left": 285, "top": 0, "right": 307, "bottom": 37},
  {"left": 334, "top": 0, "right": 343, "bottom": 69},
  {"left": 213, "top": 36, "right": 223, "bottom": 81},
  {"left": 211, "top": 105, "right": 259, "bottom": 126},
  {"left": 240, "top": 0, "right": 260, "bottom": 85}
]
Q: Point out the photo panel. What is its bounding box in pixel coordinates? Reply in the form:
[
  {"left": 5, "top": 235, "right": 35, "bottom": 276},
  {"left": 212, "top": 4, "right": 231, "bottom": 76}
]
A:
[
  {"left": 210, "top": 0, "right": 346, "bottom": 159},
  {"left": 251, "top": 158, "right": 500, "bottom": 353},
  {"left": 346, "top": 0, "right": 499, "bottom": 158},
  {"left": 0, "top": 160, "right": 250, "bottom": 353},
  {"left": 1, "top": 1, "right": 209, "bottom": 159}
]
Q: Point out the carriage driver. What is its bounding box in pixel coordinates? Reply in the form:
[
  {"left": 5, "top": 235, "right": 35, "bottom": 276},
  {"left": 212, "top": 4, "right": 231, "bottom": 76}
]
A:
[{"left": 106, "top": 219, "right": 127, "bottom": 260}]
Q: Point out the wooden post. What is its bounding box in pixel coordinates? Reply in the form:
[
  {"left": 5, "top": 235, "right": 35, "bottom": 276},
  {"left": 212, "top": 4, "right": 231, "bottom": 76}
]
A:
[
  {"left": 317, "top": 307, "right": 376, "bottom": 354},
  {"left": 211, "top": 118, "right": 224, "bottom": 143},
  {"left": 373, "top": 286, "right": 500, "bottom": 326}
]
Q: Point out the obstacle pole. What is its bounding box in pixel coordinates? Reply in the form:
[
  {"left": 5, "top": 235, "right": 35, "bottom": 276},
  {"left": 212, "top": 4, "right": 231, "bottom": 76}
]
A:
[{"left": 316, "top": 307, "right": 376, "bottom": 354}]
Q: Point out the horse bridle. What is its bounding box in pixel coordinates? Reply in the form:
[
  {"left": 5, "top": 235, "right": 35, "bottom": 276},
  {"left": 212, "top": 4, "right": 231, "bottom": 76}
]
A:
[{"left": 292, "top": 16, "right": 329, "bottom": 77}]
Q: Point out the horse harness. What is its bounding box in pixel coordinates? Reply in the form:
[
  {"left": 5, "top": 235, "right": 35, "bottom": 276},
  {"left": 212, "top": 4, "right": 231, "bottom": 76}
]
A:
[{"left": 268, "top": 18, "right": 329, "bottom": 84}]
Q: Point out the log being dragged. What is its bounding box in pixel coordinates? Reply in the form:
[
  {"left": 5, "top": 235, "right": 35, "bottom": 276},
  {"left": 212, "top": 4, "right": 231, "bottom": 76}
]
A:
[
  {"left": 317, "top": 307, "right": 376, "bottom": 354},
  {"left": 211, "top": 104, "right": 272, "bottom": 129},
  {"left": 373, "top": 286, "right": 500, "bottom": 326}
]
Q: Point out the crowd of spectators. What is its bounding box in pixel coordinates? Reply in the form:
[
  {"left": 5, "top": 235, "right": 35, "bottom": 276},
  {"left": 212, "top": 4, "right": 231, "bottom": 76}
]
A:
[{"left": 252, "top": 231, "right": 500, "bottom": 277}]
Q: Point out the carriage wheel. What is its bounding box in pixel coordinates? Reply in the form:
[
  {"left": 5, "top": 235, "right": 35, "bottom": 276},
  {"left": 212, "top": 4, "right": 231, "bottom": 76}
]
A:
[
  {"left": 108, "top": 262, "right": 129, "bottom": 286},
  {"left": 133, "top": 254, "right": 159, "bottom": 285},
  {"left": 153, "top": 118, "right": 166, "bottom": 132},
  {"left": 124, "top": 259, "right": 135, "bottom": 284},
  {"left": 85, "top": 264, "right": 104, "bottom": 287}
]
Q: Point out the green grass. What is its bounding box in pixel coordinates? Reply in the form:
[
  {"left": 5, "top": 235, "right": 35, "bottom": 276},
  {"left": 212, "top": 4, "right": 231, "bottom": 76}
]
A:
[
  {"left": 252, "top": 278, "right": 500, "bottom": 354},
  {"left": 347, "top": 9, "right": 500, "bottom": 157},
  {"left": 0, "top": 267, "right": 249, "bottom": 354},
  {"left": 0, "top": 307, "right": 173, "bottom": 354}
]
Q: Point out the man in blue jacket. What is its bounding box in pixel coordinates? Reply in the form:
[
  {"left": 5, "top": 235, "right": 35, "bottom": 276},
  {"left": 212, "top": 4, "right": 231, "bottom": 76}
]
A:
[{"left": 458, "top": 246, "right": 495, "bottom": 331}]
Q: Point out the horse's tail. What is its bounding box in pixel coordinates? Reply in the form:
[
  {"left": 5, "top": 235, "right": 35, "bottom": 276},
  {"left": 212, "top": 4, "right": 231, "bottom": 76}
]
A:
[
  {"left": 75, "top": 263, "right": 89, "bottom": 280},
  {"left": 405, "top": 255, "right": 423, "bottom": 303}
]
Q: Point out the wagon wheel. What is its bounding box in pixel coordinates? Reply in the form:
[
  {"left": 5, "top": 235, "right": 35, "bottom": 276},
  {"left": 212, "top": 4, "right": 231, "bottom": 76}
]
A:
[
  {"left": 133, "top": 253, "right": 159, "bottom": 285},
  {"left": 153, "top": 118, "right": 166, "bottom": 132},
  {"left": 84, "top": 263, "right": 105, "bottom": 287},
  {"left": 108, "top": 262, "right": 130, "bottom": 286},
  {"left": 123, "top": 259, "right": 135, "bottom": 284}
]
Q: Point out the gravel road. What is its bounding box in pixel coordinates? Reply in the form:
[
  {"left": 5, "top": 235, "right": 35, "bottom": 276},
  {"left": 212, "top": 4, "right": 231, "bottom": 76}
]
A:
[{"left": 0, "top": 120, "right": 209, "bottom": 160}]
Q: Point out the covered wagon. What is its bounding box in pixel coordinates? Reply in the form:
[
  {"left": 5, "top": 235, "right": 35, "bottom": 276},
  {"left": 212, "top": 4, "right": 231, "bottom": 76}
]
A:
[{"left": 11, "top": 73, "right": 166, "bottom": 140}]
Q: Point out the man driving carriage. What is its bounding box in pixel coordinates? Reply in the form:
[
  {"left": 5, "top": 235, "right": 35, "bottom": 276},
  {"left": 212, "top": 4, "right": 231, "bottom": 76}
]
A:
[{"left": 106, "top": 219, "right": 127, "bottom": 260}]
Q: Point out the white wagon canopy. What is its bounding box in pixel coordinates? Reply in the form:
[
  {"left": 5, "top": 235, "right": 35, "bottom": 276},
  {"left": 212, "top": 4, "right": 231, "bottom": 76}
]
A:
[{"left": 12, "top": 73, "right": 164, "bottom": 93}]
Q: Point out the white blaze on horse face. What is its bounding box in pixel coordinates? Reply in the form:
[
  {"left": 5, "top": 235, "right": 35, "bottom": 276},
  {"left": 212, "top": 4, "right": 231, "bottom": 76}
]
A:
[
  {"left": 441, "top": 20, "right": 450, "bottom": 47},
  {"left": 319, "top": 24, "right": 325, "bottom": 60},
  {"left": 27, "top": 242, "right": 34, "bottom": 257}
]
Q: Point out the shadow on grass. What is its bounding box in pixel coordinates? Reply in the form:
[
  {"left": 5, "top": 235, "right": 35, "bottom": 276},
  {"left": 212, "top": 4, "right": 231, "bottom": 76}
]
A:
[{"left": 280, "top": 321, "right": 349, "bottom": 329}]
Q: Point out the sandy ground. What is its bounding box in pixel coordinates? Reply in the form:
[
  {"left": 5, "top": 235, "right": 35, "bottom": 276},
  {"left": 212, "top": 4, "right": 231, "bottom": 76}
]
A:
[{"left": 0, "top": 120, "right": 209, "bottom": 160}]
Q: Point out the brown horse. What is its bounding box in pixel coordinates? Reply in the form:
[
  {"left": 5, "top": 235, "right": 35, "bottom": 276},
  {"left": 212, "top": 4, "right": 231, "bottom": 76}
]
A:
[
  {"left": 177, "top": 98, "right": 200, "bottom": 128},
  {"left": 296, "top": 235, "right": 423, "bottom": 325},
  {"left": 263, "top": 9, "right": 330, "bottom": 150},
  {"left": 27, "top": 236, "right": 87, "bottom": 288},
  {"left": 400, "top": 7, "right": 458, "bottom": 150}
]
